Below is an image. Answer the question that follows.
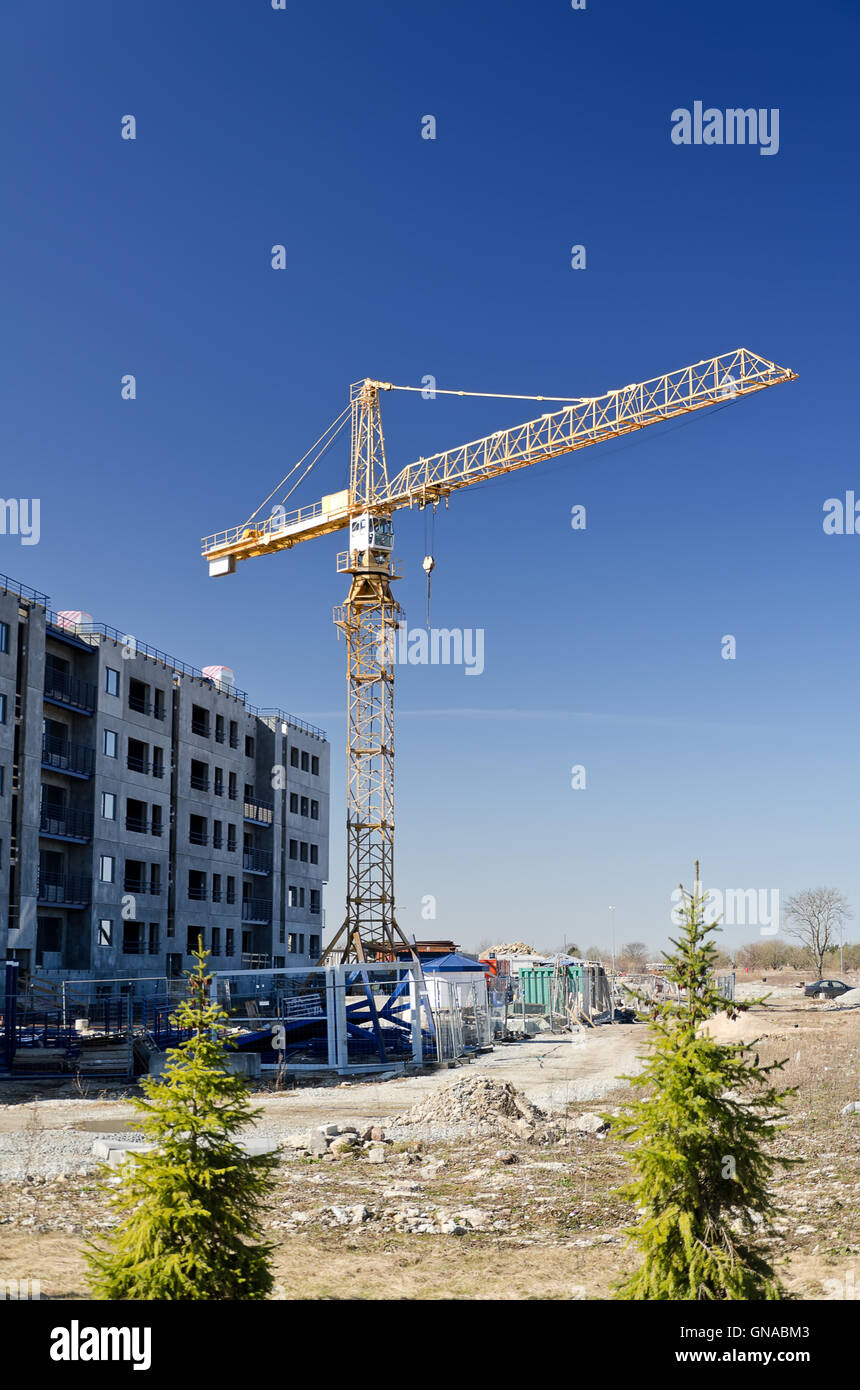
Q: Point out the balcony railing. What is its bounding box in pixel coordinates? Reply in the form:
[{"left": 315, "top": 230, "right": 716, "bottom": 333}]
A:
[
  {"left": 243, "top": 797, "right": 273, "bottom": 827},
  {"left": 190, "top": 773, "right": 209, "bottom": 792},
  {"left": 188, "top": 883, "right": 207, "bottom": 901},
  {"left": 241, "top": 898, "right": 271, "bottom": 924},
  {"left": 41, "top": 733, "right": 95, "bottom": 778},
  {"left": 127, "top": 754, "right": 150, "bottom": 774},
  {"left": 128, "top": 693, "right": 152, "bottom": 715},
  {"left": 124, "top": 876, "right": 162, "bottom": 895},
  {"left": 125, "top": 815, "right": 149, "bottom": 834},
  {"left": 43, "top": 671, "right": 97, "bottom": 714},
  {"left": 152, "top": 762, "right": 165, "bottom": 779},
  {"left": 39, "top": 806, "right": 94, "bottom": 841},
  {"left": 189, "top": 829, "right": 208, "bottom": 846},
  {"left": 191, "top": 718, "right": 210, "bottom": 737},
  {"left": 243, "top": 849, "right": 272, "bottom": 874},
  {"left": 37, "top": 872, "right": 90, "bottom": 907}
]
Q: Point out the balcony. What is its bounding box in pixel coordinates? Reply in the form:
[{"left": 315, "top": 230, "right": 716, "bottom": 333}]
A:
[
  {"left": 128, "top": 692, "right": 152, "bottom": 715},
  {"left": 37, "top": 872, "right": 90, "bottom": 908},
  {"left": 190, "top": 773, "right": 209, "bottom": 792},
  {"left": 188, "top": 883, "right": 207, "bottom": 901},
  {"left": 229, "top": 735, "right": 239, "bottom": 749},
  {"left": 43, "top": 671, "right": 97, "bottom": 715},
  {"left": 124, "top": 876, "right": 162, "bottom": 896},
  {"left": 191, "top": 718, "right": 210, "bottom": 737},
  {"left": 125, "top": 815, "right": 149, "bottom": 834},
  {"left": 243, "top": 797, "right": 273, "bottom": 827},
  {"left": 41, "top": 733, "right": 94, "bottom": 779},
  {"left": 241, "top": 897, "right": 271, "bottom": 925},
  {"left": 127, "top": 754, "right": 150, "bottom": 775},
  {"left": 189, "top": 829, "right": 208, "bottom": 847},
  {"left": 39, "top": 806, "right": 94, "bottom": 842},
  {"left": 243, "top": 848, "right": 272, "bottom": 875}
]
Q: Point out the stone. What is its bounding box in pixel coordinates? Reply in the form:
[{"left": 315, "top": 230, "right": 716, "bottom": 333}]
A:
[
  {"left": 367, "top": 1147, "right": 387, "bottom": 1164},
  {"left": 330, "top": 1134, "right": 358, "bottom": 1154},
  {"left": 456, "top": 1207, "right": 488, "bottom": 1229},
  {"left": 319, "top": 1123, "right": 342, "bottom": 1137},
  {"left": 572, "top": 1112, "right": 609, "bottom": 1135},
  {"left": 840, "top": 1101, "right": 860, "bottom": 1115},
  {"left": 370, "top": 1126, "right": 387, "bottom": 1142},
  {"left": 439, "top": 1220, "right": 466, "bottom": 1235},
  {"left": 241, "top": 1137, "right": 280, "bottom": 1158}
]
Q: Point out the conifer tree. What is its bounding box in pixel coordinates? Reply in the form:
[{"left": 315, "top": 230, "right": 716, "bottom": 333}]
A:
[
  {"left": 613, "top": 866, "right": 796, "bottom": 1300},
  {"left": 87, "top": 950, "right": 278, "bottom": 1300}
]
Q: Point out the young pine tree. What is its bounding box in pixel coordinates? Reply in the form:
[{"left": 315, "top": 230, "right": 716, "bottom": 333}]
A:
[
  {"left": 87, "top": 950, "right": 278, "bottom": 1300},
  {"left": 613, "top": 867, "right": 796, "bottom": 1300}
]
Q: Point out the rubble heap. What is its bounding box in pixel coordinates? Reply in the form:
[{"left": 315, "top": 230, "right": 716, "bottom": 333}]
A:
[{"left": 392, "top": 1076, "right": 545, "bottom": 1134}]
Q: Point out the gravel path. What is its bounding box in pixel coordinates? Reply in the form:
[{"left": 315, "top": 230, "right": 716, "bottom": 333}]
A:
[{"left": 0, "top": 1027, "right": 645, "bottom": 1179}]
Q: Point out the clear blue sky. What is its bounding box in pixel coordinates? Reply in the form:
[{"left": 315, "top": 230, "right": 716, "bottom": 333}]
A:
[{"left": 2, "top": 0, "right": 858, "bottom": 955}]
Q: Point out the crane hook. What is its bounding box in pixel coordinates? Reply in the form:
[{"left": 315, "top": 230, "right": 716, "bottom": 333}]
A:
[{"left": 422, "top": 554, "right": 435, "bottom": 627}]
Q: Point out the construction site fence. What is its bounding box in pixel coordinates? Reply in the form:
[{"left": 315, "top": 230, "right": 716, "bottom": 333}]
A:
[
  {"left": 4, "top": 964, "right": 493, "bottom": 1075},
  {"left": 210, "top": 962, "right": 489, "bottom": 1071},
  {"left": 617, "top": 971, "right": 736, "bottom": 1004}
]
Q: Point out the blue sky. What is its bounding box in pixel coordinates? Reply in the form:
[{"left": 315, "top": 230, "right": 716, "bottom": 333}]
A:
[{"left": 2, "top": 0, "right": 859, "bottom": 954}]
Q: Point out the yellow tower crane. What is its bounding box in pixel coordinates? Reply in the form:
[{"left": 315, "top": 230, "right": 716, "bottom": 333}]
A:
[{"left": 201, "top": 348, "right": 796, "bottom": 964}]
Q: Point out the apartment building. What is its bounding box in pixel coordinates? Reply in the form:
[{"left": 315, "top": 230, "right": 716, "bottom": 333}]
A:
[{"left": 0, "top": 574, "right": 330, "bottom": 986}]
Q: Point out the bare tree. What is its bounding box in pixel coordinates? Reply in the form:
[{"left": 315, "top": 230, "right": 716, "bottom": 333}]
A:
[
  {"left": 783, "top": 888, "right": 853, "bottom": 978},
  {"left": 621, "top": 941, "right": 648, "bottom": 970}
]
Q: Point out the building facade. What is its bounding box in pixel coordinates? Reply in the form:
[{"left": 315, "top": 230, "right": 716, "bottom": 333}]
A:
[{"left": 0, "top": 574, "right": 330, "bottom": 987}]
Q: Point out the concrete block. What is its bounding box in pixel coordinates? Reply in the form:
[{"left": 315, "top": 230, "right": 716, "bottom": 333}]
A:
[{"left": 148, "top": 1049, "right": 261, "bottom": 1079}]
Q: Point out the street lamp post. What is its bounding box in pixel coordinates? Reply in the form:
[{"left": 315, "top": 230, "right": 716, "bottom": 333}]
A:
[{"left": 609, "top": 906, "right": 616, "bottom": 1025}]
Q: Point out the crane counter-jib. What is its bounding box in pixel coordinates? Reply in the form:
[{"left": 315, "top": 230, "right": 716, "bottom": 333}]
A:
[{"left": 202, "top": 500, "right": 352, "bottom": 572}]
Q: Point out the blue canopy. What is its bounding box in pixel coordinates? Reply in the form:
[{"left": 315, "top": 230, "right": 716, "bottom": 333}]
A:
[{"left": 420, "top": 952, "right": 486, "bottom": 973}]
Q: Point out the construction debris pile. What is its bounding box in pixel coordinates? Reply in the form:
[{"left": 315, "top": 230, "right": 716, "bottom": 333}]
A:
[
  {"left": 392, "top": 1077, "right": 546, "bottom": 1136},
  {"left": 487, "top": 942, "right": 535, "bottom": 957},
  {"left": 818, "top": 987, "right": 860, "bottom": 1011}
]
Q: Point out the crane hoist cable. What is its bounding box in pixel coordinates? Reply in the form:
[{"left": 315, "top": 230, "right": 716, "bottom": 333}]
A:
[{"left": 422, "top": 503, "right": 436, "bottom": 627}]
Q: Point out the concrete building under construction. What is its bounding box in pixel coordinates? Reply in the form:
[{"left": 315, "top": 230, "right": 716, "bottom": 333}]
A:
[{"left": 0, "top": 573, "right": 329, "bottom": 988}]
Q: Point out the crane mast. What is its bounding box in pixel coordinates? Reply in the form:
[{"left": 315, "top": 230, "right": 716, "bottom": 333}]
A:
[
  {"left": 327, "top": 382, "right": 408, "bottom": 962},
  {"left": 201, "top": 349, "right": 797, "bottom": 965}
]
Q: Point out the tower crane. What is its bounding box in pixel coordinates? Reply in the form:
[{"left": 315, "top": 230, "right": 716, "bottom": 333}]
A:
[{"left": 201, "top": 348, "right": 796, "bottom": 963}]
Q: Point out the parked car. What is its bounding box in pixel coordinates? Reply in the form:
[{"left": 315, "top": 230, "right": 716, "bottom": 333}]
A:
[{"left": 803, "top": 979, "right": 850, "bottom": 999}]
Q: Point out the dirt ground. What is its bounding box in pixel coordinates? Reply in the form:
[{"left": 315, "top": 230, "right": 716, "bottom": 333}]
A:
[{"left": 2, "top": 991, "right": 859, "bottom": 1301}]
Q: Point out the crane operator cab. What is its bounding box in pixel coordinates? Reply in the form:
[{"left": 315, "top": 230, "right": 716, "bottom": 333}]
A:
[{"left": 349, "top": 513, "right": 394, "bottom": 568}]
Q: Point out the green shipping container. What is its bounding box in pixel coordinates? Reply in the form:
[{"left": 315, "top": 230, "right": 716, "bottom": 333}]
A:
[{"left": 518, "top": 963, "right": 585, "bottom": 1008}]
